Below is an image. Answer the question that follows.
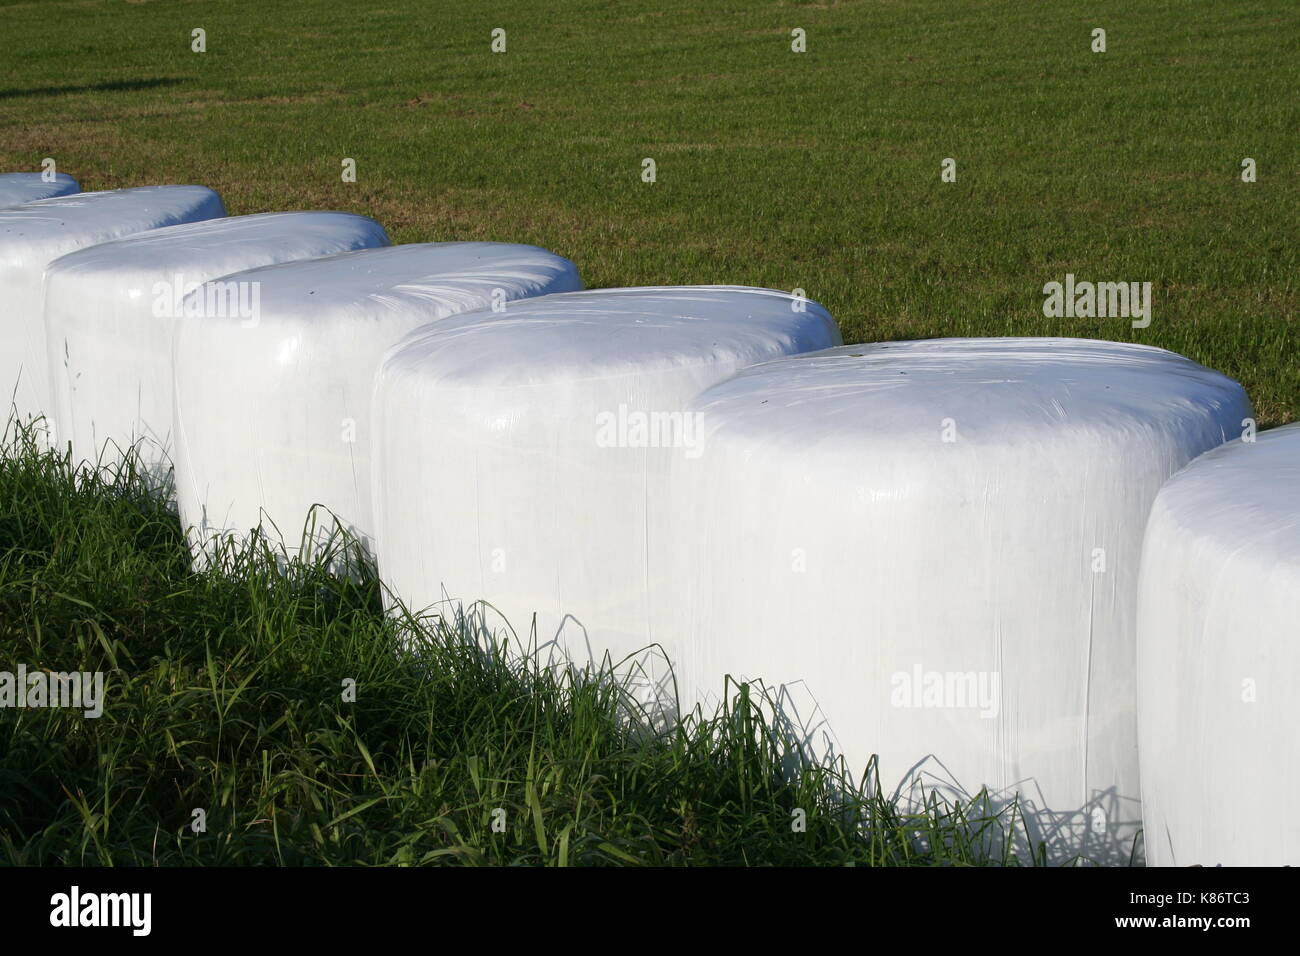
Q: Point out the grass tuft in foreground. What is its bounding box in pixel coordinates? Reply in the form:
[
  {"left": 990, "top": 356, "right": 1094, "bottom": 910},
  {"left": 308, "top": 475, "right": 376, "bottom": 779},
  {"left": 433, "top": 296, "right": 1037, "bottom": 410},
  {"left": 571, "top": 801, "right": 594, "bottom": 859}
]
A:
[{"left": 0, "top": 418, "right": 1037, "bottom": 865}]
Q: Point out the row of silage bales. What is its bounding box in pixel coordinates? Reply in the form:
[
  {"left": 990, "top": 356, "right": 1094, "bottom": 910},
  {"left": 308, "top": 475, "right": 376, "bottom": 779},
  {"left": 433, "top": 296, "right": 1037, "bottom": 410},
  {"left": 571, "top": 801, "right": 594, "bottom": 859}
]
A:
[
  {"left": 364, "top": 323, "right": 1285, "bottom": 867},
  {"left": 2, "top": 172, "right": 1292, "bottom": 866},
  {"left": 0, "top": 172, "right": 81, "bottom": 208},
  {"left": 1, "top": 186, "right": 227, "bottom": 425},
  {"left": 170, "top": 242, "right": 582, "bottom": 563}
]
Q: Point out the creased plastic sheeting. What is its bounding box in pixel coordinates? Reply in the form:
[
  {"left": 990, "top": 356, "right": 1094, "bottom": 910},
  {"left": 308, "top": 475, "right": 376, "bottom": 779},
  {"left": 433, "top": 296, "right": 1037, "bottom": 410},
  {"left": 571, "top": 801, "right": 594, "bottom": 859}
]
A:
[
  {"left": 372, "top": 286, "right": 841, "bottom": 700},
  {"left": 171, "top": 242, "right": 582, "bottom": 562},
  {"left": 661, "top": 338, "right": 1251, "bottom": 865},
  {"left": 0, "top": 172, "right": 80, "bottom": 209},
  {"left": 0, "top": 186, "right": 226, "bottom": 426},
  {"left": 1137, "top": 424, "right": 1300, "bottom": 867},
  {"left": 44, "top": 211, "right": 390, "bottom": 478}
]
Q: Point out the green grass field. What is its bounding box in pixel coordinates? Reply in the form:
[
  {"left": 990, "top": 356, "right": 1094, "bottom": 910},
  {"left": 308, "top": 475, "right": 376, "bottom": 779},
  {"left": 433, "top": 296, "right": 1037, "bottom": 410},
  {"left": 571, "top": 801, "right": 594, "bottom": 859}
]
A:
[
  {"left": 0, "top": 0, "right": 1294, "bottom": 866},
  {"left": 2, "top": 0, "right": 1295, "bottom": 423}
]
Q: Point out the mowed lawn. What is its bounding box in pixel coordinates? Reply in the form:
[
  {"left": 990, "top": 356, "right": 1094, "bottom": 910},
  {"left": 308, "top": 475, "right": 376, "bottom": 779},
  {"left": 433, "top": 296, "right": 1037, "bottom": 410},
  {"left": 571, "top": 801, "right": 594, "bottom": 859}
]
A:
[{"left": 1, "top": 0, "right": 1295, "bottom": 424}]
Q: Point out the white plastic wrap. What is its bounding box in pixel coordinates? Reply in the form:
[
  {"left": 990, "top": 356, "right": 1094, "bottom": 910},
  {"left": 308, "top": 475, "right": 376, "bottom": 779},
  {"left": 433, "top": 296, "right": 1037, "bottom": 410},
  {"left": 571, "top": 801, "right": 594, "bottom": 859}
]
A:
[
  {"left": 0, "top": 186, "right": 226, "bottom": 424},
  {"left": 44, "top": 212, "right": 390, "bottom": 474},
  {"left": 662, "top": 338, "right": 1251, "bottom": 863},
  {"left": 171, "top": 242, "right": 582, "bottom": 560},
  {"left": 1137, "top": 423, "right": 1300, "bottom": 866},
  {"left": 0, "top": 172, "right": 80, "bottom": 209},
  {"left": 372, "top": 286, "right": 841, "bottom": 693}
]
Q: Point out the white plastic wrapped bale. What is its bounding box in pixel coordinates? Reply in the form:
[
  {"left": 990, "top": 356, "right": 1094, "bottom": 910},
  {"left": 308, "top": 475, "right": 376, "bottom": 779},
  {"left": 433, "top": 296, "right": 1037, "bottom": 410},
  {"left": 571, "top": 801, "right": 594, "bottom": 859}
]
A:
[
  {"left": 1137, "top": 423, "right": 1300, "bottom": 867},
  {"left": 44, "top": 211, "right": 390, "bottom": 478},
  {"left": 0, "top": 186, "right": 226, "bottom": 426},
  {"left": 372, "top": 286, "right": 841, "bottom": 700},
  {"left": 172, "top": 242, "right": 582, "bottom": 562},
  {"left": 0, "top": 172, "right": 80, "bottom": 209},
  {"left": 664, "top": 338, "right": 1251, "bottom": 864}
]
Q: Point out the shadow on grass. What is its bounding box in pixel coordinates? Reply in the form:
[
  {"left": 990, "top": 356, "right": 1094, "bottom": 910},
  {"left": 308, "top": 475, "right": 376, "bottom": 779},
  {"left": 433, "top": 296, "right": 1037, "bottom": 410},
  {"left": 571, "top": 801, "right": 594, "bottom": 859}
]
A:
[{"left": 0, "top": 77, "right": 186, "bottom": 100}]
